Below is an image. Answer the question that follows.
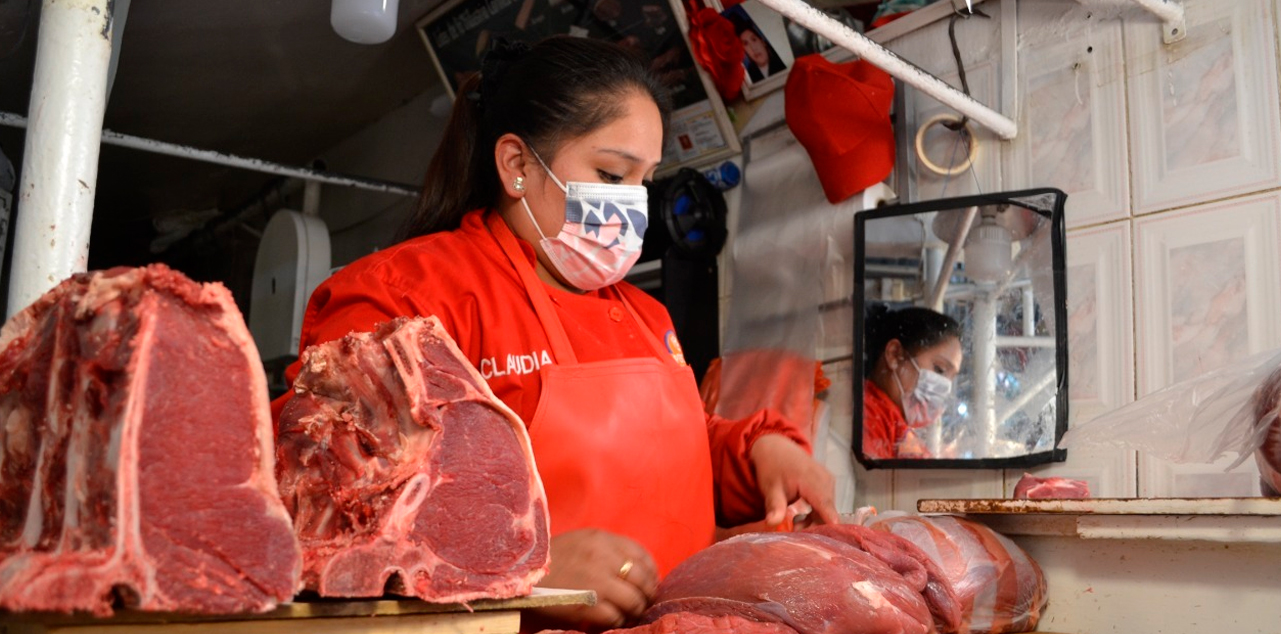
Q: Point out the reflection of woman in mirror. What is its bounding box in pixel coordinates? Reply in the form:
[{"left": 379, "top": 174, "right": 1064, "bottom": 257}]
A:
[
  {"left": 727, "top": 11, "right": 786, "bottom": 82},
  {"left": 863, "top": 306, "right": 963, "bottom": 459}
]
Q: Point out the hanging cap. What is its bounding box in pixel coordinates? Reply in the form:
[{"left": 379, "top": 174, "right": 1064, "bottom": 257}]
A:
[{"left": 785, "top": 55, "right": 896, "bottom": 204}]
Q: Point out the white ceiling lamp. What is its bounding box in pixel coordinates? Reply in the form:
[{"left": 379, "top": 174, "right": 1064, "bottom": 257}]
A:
[
  {"left": 965, "top": 208, "right": 1012, "bottom": 285},
  {"left": 331, "top": 0, "right": 399, "bottom": 45}
]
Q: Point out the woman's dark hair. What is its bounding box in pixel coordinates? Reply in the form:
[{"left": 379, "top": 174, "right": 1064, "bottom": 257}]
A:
[
  {"left": 864, "top": 306, "right": 963, "bottom": 374},
  {"left": 397, "top": 36, "right": 673, "bottom": 241}
]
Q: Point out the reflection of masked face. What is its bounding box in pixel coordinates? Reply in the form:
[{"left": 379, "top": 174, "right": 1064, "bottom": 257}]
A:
[{"left": 894, "top": 357, "right": 953, "bottom": 429}]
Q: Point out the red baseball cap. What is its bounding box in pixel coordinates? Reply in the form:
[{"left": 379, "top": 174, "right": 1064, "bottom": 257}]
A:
[{"left": 785, "top": 55, "right": 896, "bottom": 204}]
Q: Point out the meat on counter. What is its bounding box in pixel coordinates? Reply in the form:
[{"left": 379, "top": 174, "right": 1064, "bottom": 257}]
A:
[
  {"left": 276, "top": 315, "right": 550, "bottom": 603},
  {"left": 0, "top": 264, "right": 302, "bottom": 615}
]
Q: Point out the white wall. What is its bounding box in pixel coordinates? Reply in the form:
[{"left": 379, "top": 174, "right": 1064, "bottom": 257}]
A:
[{"left": 312, "top": 84, "right": 450, "bottom": 267}]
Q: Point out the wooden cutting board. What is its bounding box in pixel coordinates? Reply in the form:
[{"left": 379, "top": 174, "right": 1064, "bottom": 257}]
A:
[{"left": 0, "top": 588, "right": 595, "bottom": 634}]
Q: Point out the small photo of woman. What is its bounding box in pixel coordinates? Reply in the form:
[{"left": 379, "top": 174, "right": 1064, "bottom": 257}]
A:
[{"left": 721, "top": 4, "right": 788, "bottom": 84}]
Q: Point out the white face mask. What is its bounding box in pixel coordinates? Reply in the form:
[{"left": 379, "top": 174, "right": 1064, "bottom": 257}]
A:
[
  {"left": 894, "top": 357, "right": 953, "bottom": 428},
  {"left": 520, "top": 146, "right": 649, "bottom": 291}
]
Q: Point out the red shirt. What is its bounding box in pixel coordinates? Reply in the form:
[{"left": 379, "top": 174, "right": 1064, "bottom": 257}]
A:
[
  {"left": 275, "top": 209, "right": 807, "bottom": 526},
  {"left": 863, "top": 379, "right": 907, "bottom": 459}
]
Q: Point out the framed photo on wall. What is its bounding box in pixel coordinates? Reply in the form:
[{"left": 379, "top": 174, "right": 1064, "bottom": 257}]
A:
[
  {"left": 716, "top": 0, "right": 864, "bottom": 100},
  {"left": 415, "top": 0, "right": 740, "bottom": 175}
]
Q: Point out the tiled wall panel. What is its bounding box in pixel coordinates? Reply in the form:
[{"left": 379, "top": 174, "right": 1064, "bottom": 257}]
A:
[
  {"left": 1010, "top": 2, "right": 1129, "bottom": 227},
  {"left": 1133, "top": 193, "right": 1281, "bottom": 495},
  {"left": 1127, "top": 0, "right": 1281, "bottom": 213}
]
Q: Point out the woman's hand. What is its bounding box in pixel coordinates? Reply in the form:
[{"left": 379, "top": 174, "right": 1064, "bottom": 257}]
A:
[
  {"left": 750, "top": 433, "right": 839, "bottom": 527},
  {"left": 525, "top": 528, "right": 659, "bottom": 632}
]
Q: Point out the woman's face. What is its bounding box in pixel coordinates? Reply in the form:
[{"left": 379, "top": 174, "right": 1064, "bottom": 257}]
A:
[
  {"left": 741, "top": 29, "right": 769, "bottom": 68},
  {"left": 518, "top": 90, "right": 663, "bottom": 288},
  {"left": 890, "top": 335, "right": 963, "bottom": 403}
]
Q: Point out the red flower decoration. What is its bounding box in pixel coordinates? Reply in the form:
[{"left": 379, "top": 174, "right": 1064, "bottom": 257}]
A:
[{"left": 688, "top": 7, "right": 745, "bottom": 102}]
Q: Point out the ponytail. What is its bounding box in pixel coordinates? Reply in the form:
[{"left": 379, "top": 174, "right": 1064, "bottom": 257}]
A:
[{"left": 397, "top": 73, "right": 489, "bottom": 240}]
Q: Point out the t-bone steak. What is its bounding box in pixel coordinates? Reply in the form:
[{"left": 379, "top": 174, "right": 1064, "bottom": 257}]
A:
[
  {"left": 0, "top": 264, "right": 302, "bottom": 615},
  {"left": 275, "top": 315, "right": 550, "bottom": 602}
]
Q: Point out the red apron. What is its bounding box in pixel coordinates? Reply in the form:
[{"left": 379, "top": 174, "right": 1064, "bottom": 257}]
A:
[{"left": 490, "top": 214, "right": 715, "bottom": 576}]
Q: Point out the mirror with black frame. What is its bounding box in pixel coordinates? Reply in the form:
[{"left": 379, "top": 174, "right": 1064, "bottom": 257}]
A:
[{"left": 853, "top": 188, "right": 1069, "bottom": 469}]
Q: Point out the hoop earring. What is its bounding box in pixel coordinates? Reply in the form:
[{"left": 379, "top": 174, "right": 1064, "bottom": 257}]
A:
[{"left": 513, "top": 176, "right": 525, "bottom": 193}]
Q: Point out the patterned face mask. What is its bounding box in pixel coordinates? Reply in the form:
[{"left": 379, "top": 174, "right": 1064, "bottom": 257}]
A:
[
  {"left": 520, "top": 145, "right": 648, "bottom": 291},
  {"left": 895, "top": 357, "right": 953, "bottom": 429}
]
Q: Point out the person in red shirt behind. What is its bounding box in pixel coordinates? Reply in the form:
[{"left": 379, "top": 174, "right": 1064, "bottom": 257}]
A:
[
  {"left": 273, "top": 36, "right": 836, "bottom": 632},
  {"left": 862, "top": 306, "right": 963, "bottom": 460}
]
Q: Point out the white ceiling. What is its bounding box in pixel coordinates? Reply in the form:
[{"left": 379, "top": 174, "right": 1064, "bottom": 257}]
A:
[{"left": 0, "top": 0, "right": 449, "bottom": 265}]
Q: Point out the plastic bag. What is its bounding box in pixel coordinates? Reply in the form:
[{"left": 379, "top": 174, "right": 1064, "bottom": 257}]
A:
[
  {"left": 865, "top": 513, "right": 1048, "bottom": 634},
  {"left": 1058, "top": 348, "right": 1281, "bottom": 468}
]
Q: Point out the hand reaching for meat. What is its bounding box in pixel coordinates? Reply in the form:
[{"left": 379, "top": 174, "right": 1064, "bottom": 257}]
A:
[
  {"left": 526, "top": 529, "right": 659, "bottom": 632},
  {"left": 750, "top": 434, "right": 839, "bottom": 528}
]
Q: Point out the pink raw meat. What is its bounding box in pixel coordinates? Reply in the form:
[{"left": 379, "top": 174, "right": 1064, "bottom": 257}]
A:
[
  {"left": 537, "top": 611, "right": 800, "bottom": 633},
  {"left": 0, "top": 265, "right": 301, "bottom": 615},
  {"left": 646, "top": 531, "right": 936, "bottom": 634},
  {"left": 1012, "top": 474, "right": 1090, "bottom": 499},
  {"left": 1252, "top": 364, "right": 1281, "bottom": 496},
  {"left": 869, "top": 515, "right": 1047, "bottom": 633},
  {"left": 276, "top": 315, "right": 549, "bottom": 602},
  {"left": 806, "top": 524, "right": 962, "bottom": 633}
]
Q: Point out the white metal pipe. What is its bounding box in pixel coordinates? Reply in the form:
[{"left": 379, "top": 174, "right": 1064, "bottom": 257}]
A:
[
  {"left": 0, "top": 112, "right": 420, "bottom": 197},
  {"left": 995, "top": 335, "right": 1057, "bottom": 348},
  {"left": 995, "top": 367, "right": 1056, "bottom": 431},
  {"left": 756, "top": 0, "right": 1019, "bottom": 140},
  {"left": 927, "top": 206, "right": 978, "bottom": 311},
  {"left": 9, "top": 0, "right": 113, "bottom": 317},
  {"left": 972, "top": 289, "right": 998, "bottom": 454},
  {"left": 1022, "top": 285, "right": 1035, "bottom": 335},
  {"left": 303, "top": 180, "right": 322, "bottom": 216}
]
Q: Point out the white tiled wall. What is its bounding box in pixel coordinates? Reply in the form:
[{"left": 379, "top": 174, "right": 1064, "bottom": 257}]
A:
[{"left": 760, "top": 0, "right": 1281, "bottom": 508}]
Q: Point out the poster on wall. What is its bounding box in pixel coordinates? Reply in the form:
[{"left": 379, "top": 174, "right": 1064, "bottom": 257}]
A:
[{"left": 415, "top": 0, "right": 740, "bottom": 174}]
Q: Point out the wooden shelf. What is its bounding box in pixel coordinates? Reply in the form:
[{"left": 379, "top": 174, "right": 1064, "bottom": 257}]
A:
[
  {"left": 917, "top": 498, "right": 1281, "bottom": 542},
  {"left": 918, "top": 497, "right": 1281, "bottom": 516},
  {"left": 0, "top": 588, "right": 594, "bottom": 634}
]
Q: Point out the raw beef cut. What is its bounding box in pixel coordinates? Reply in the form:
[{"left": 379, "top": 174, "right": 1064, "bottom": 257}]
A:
[
  {"left": 0, "top": 264, "right": 302, "bottom": 616},
  {"left": 869, "top": 515, "right": 1047, "bottom": 634},
  {"left": 538, "top": 612, "right": 801, "bottom": 634},
  {"left": 1012, "top": 474, "right": 1091, "bottom": 499},
  {"left": 1252, "top": 364, "right": 1281, "bottom": 496},
  {"left": 806, "top": 524, "right": 962, "bottom": 633},
  {"left": 645, "top": 531, "right": 938, "bottom": 634},
  {"left": 276, "top": 315, "right": 549, "bottom": 603}
]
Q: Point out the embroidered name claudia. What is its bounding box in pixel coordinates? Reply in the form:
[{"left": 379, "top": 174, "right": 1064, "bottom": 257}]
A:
[{"left": 479, "top": 351, "right": 553, "bottom": 379}]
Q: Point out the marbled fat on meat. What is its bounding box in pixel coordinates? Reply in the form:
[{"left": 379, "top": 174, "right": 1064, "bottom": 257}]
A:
[
  {"left": 0, "top": 264, "right": 302, "bottom": 615},
  {"left": 276, "top": 316, "right": 549, "bottom": 602}
]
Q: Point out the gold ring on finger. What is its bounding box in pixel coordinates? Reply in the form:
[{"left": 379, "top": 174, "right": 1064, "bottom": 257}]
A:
[{"left": 617, "top": 559, "right": 634, "bottom": 580}]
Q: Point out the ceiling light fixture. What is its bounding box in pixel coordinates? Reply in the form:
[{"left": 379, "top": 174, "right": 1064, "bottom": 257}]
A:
[{"left": 331, "top": 0, "right": 399, "bottom": 45}]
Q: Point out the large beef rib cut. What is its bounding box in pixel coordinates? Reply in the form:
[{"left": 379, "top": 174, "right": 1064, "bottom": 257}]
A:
[
  {"left": 276, "top": 315, "right": 549, "bottom": 602},
  {"left": 0, "top": 265, "right": 302, "bottom": 615}
]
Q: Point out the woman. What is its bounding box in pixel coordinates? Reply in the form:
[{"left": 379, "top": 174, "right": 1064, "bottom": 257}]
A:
[
  {"left": 275, "top": 37, "right": 836, "bottom": 631},
  {"left": 862, "top": 306, "right": 963, "bottom": 460}
]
